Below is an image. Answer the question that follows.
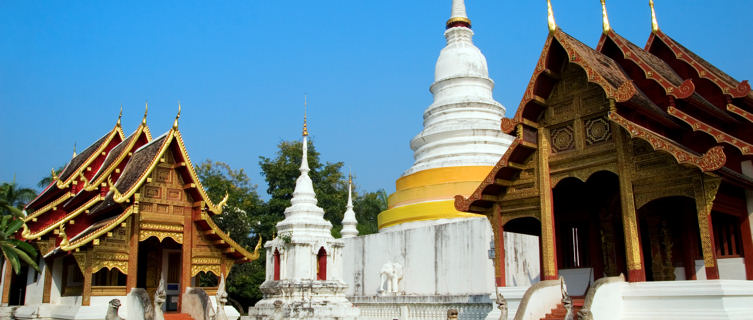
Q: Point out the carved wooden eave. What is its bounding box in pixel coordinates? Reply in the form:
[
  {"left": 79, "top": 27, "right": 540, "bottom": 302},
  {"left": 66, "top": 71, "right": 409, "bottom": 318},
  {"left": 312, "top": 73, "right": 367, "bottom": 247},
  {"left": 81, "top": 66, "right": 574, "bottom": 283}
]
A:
[
  {"left": 667, "top": 106, "right": 753, "bottom": 155},
  {"left": 608, "top": 111, "right": 726, "bottom": 172},
  {"left": 23, "top": 192, "right": 73, "bottom": 223},
  {"left": 195, "top": 211, "right": 262, "bottom": 262},
  {"left": 646, "top": 30, "right": 752, "bottom": 100},
  {"left": 727, "top": 104, "right": 753, "bottom": 124}
]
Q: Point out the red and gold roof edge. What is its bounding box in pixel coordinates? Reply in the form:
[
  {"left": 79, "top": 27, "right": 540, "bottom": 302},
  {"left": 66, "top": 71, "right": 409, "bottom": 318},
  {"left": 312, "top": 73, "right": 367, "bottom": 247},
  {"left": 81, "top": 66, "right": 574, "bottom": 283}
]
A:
[
  {"left": 22, "top": 194, "right": 104, "bottom": 240},
  {"left": 667, "top": 106, "right": 753, "bottom": 155},
  {"left": 58, "top": 205, "right": 135, "bottom": 252},
  {"left": 648, "top": 30, "right": 752, "bottom": 100}
]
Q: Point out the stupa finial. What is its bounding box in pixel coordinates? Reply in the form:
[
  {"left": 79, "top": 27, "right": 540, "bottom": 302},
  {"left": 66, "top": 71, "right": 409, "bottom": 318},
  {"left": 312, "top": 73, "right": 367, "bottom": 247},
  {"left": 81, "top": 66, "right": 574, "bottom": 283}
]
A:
[
  {"left": 601, "top": 0, "right": 611, "bottom": 33},
  {"left": 650, "top": 0, "right": 659, "bottom": 32},
  {"left": 303, "top": 95, "right": 308, "bottom": 137},
  {"left": 172, "top": 102, "right": 181, "bottom": 130},
  {"left": 446, "top": 0, "right": 471, "bottom": 29},
  {"left": 547, "top": 0, "right": 557, "bottom": 33}
]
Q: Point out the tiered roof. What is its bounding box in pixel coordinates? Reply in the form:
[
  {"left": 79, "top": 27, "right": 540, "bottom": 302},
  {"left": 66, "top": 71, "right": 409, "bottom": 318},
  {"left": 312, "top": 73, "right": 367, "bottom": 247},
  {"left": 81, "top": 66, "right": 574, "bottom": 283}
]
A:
[
  {"left": 456, "top": 1, "right": 752, "bottom": 213},
  {"left": 22, "top": 108, "right": 260, "bottom": 263}
]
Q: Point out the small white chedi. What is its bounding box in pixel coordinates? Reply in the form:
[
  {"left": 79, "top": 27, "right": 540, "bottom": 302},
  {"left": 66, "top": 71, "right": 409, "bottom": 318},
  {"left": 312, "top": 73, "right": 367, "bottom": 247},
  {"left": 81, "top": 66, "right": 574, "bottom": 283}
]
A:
[{"left": 246, "top": 117, "right": 359, "bottom": 320}]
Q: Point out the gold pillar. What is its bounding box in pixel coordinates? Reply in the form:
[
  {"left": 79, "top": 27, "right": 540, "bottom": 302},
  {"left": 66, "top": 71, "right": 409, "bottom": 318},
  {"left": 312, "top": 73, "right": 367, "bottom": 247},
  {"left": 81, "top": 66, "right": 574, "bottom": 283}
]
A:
[
  {"left": 613, "top": 121, "right": 646, "bottom": 282},
  {"left": 694, "top": 175, "right": 721, "bottom": 279},
  {"left": 537, "top": 126, "right": 558, "bottom": 280},
  {"left": 126, "top": 214, "right": 140, "bottom": 292}
]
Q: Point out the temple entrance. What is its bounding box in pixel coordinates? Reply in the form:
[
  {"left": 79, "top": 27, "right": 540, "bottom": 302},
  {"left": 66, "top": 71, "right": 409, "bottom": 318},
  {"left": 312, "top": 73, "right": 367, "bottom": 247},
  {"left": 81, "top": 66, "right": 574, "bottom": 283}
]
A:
[
  {"left": 638, "top": 196, "right": 700, "bottom": 281},
  {"left": 137, "top": 237, "right": 182, "bottom": 311},
  {"left": 7, "top": 263, "right": 28, "bottom": 306},
  {"left": 553, "top": 171, "right": 626, "bottom": 295}
]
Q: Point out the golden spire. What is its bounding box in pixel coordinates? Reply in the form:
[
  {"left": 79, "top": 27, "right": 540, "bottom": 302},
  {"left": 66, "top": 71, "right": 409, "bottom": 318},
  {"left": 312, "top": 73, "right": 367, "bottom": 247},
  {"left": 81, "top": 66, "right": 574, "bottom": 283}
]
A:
[
  {"left": 601, "top": 0, "right": 611, "bottom": 33},
  {"left": 650, "top": 0, "right": 659, "bottom": 32},
  {"left": 142, "top": 101, "right": 148, "bottom": 126},
  {"left": 302, "top": 95, "right": 308, "bottom": 137},
  {"left": 72, "top": 142, "right": 77, "bottom": 158},
  {"left": 547, "top": 0, "right": 557, "bottom": 33},
  {"left": 172, "top": 102, "right": 181, "bottom": 130},
  {"left": 117, "top": 104, "right": 123, "bottom": 127}
]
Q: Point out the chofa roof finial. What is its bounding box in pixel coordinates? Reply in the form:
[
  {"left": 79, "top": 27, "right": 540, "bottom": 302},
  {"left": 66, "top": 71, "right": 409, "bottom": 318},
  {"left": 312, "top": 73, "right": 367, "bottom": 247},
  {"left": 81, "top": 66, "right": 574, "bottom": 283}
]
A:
[
  {"left": 601, "top": 0, "right": 611, "bottom": 33},
  {"left": 142, "top": 101, "right": 149, "bottom": 126},
  {"left": 547, "top": 0, "right": 557, "bottom": 33},
  {"left": 173, "top": 102, "right": 181, "bottom": 130},
  {"left": 650, "top": 0, "right": 660, "bottom": 32},
  {"left": 117, "top": 104, "right": 123, "bottom": 127}
]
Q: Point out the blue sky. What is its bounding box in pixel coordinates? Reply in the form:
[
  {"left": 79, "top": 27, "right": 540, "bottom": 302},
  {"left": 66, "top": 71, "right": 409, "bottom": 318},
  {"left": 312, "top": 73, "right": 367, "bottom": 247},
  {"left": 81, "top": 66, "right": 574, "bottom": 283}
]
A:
[{"left": 1, "top": 0, "right": 751, "bottom": 198}]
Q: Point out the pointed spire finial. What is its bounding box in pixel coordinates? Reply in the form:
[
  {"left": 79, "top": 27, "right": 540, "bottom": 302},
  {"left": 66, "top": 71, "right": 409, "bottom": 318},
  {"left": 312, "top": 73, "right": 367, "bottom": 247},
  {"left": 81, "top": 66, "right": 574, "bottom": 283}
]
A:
[
  {"left": 601, "top": 0, "right": 611, "bottom": 33},
  {"left": 142, "top": 101, "right": 149, "bottom": 126},
  {"left": 117, "top": 105, "right": 123, "bottom": 127},
  {"left": 72, "top": 142, "right": 77, "bottom": 158},
  {"left": 302, "top": 95, "right": 309, "bottom": 137},
  {"left": 650, "top": 0, "right": 659, "bottom": 32},
  {"left": 547, "top": 0, "right": 557, "bottom": 33},
  {"left": 172, "top": 102, "right": 181, "bottom": 130},
  {"left": 447, "top": 0, "right": 471, "bottom": 29}
]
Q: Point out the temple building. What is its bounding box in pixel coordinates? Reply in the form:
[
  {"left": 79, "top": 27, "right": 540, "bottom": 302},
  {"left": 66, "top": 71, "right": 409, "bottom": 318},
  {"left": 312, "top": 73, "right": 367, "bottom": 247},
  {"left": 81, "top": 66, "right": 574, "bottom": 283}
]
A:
[
  {"left": 455, "top": 0, "right": 753, "bottom": 318},
  {"left": 0, "top": 107, "right": 260, "bottom": 318}
]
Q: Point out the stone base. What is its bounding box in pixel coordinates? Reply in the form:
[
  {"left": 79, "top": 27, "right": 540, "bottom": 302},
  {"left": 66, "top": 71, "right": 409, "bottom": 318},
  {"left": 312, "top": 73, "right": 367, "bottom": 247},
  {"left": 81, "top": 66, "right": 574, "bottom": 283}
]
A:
[
  {"left": 350, "top": 294, "right": 493, "bottom": 320},
  {"left": 246, "top": 280, "right": 359, "bottom": 320}
]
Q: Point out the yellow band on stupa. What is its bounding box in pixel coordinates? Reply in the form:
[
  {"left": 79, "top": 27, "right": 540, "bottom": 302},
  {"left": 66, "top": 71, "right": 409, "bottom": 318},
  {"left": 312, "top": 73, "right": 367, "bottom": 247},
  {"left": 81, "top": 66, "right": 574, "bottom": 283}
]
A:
[{"left": 378, "top": 200, "right": 484, "bottom": 230}]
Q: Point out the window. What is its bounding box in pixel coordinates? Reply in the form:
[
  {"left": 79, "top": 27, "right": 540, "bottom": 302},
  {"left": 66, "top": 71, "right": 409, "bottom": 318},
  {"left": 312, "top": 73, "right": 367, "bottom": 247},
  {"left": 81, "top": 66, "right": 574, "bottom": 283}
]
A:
[
  {"left": 93, "top": 268, "right": 126, "bottom": 286},
  {"left": 273, "top": 249, "right": 281, "bottom": 281},
  {"left": 713, "top": 213, "right": 743, "bottom": 258},
  {"left": 316, "top": 247, "right": 327, "bottom": 281}
]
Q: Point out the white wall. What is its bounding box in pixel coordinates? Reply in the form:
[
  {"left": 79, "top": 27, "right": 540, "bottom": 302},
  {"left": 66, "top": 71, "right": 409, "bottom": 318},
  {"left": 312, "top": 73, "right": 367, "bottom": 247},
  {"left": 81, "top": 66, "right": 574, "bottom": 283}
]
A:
[
  {"left": 343, "top": 217, "right": 540, "bottom": 297},
  {"left": 24, "top": 260, "right": 46, "bottom": 305}
]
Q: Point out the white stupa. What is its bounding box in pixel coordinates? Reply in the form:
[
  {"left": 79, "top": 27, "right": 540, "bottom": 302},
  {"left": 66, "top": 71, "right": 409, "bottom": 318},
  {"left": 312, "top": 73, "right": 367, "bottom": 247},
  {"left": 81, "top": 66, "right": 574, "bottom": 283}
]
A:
[
  {"left": 247, "top": 114, "right": 359, "bottom": 319},
  {"left": 377, "top": 0, "right": 515, "bottom": 230},
  {"left": 340, "top": 175, "right": 359, "bottom": 238}
]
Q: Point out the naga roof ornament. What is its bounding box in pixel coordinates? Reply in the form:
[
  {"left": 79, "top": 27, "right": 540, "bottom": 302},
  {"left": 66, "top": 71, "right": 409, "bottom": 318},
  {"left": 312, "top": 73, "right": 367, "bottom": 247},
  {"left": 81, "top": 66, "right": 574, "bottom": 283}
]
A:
[
  {"left": 142, "top": 101, "right": 148, "bottom": 126},
  {"left": 117, "top": 105, "right": 123, "bottom": 127},
  {"left": 172, "top": 102, "right": 181, "bottom": 130}
]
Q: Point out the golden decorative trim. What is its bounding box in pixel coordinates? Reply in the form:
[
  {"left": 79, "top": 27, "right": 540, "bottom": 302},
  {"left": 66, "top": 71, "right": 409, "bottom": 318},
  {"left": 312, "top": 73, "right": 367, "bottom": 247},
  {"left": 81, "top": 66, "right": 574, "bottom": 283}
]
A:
[
  {"left": 60, "top": 206, "right": 135, "bottom": 251},
  {"left": 695, "top": 176, "right": 721, "bottom": 268},
  {"left": 191, "top": 264, "right": 220, "bottom": 278},
  {"left": 727, "top": 104, "right": 753, "bottom": 124},
  {"left": 200, "top": 212, "right": 262, "bottom": 261},
  {"left": 446, "top": 16, "right": 471, "bottom": 27},
  {"left": 23, "top": 195, "right": 103, "bottom": 240},
  {"left": 86, "top": 125, "right": 151, "bottom": 192},
  {"left": 140, "top": 223, "right": 183, "bottom": 232},
  {"left": 600, "top": 0, "right": 610, "bottom": 33},
  {"left": 139, "top": 230, "right": 183, "bottom": 244},
  {"left": 56, "top": 128, "right": 123, "bottom": 189},
  {"left": 547, "top": 0, "right": 556, "bottom": 32},
  {"left": 650, "top": 0, "right": 659, "bottom": 32},
  {"left": 24, "top": 192, "right": 72, "bottom": 222}
]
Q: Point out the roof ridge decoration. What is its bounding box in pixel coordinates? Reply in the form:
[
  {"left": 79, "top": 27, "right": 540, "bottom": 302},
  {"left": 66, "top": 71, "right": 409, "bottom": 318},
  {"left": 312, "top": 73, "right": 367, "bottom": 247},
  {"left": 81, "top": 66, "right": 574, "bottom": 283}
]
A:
[
  {"left": 547, "top": 0, "right": 557, "bottom": 33},
  {"left": 117, "top": 105, "right": 123, "bottom": 128},
  {"left": 55, "top": 128, "right": 124, "bottom": 190},
  {"left": 173, "top": 102, "right": 181, "bottom": 130},
  {"left": 85, "top": 122, "right": 152, "bottom": 192},
  {"left": 72, "top": 142, "right": 77, "bottom": 159},
  {"left": 601, "top": 0, "right": 611, "bottom": 34},
  {"left": 142, "top": 101, "right": 148, "bottom": 126},
  {"left": 650, "top": 0, "right": 659, "bottom": 33}
]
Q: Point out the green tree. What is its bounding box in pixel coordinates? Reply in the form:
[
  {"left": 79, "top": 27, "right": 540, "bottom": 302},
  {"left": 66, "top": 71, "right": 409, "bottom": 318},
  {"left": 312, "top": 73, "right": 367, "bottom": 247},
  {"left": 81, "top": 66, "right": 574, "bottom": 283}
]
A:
[
  {"left": 195, "top": 160, "right": 265, "bottom": 311},
  {"left": 353, "top": 189, "right": 387, "bottom": 235},
  {"left": 1, "top": 180, "right": 37, "bottom": 218},
  {"left": 0, "top": 215, "right": 39, "bottom": 274},
  {"left": 37, "top": 166, "right": 65, "bottom": 189},
  {"left": 259, "top": 139, "right": 348, "bottom": 237}
]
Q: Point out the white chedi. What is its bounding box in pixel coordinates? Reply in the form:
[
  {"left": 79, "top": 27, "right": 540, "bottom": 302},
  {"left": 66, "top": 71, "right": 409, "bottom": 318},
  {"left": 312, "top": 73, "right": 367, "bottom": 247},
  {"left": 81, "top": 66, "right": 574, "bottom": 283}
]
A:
[
  {"left": 340, "top": 175, "right": 359, "bottom": 238},
  {"left": 246, "top": 120, "right": 359, "bottom": 320},
  {"left": 404, "top": 0, "right": 513, "bottom": 176}
]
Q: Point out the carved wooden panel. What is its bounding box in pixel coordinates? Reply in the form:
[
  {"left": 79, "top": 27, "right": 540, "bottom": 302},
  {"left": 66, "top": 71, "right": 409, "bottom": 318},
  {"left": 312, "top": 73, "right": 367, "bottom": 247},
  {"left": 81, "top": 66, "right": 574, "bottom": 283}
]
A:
[{"left": 584, "top": 116, "right": 612, "bottom": 145}]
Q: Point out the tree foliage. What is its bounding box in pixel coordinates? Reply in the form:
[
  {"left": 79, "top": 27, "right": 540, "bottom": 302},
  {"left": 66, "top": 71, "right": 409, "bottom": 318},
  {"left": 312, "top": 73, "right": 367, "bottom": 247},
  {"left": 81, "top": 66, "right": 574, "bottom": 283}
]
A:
[
  {"left": 193, "top": 139, "right": 387, "bottom": 310},
  {"left": 1, "top": 180, "right": 37, "bottom": 218}
]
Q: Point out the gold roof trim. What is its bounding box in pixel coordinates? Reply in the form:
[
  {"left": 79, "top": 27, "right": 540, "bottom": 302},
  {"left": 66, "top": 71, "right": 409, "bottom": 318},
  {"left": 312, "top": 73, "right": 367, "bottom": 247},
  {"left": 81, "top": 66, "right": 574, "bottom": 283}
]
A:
[
  {"left": 59, "top": 205, "right": 134, "bottom": 251},
  {"left": 22, "top": 195, "right": 103, "bottom": 240},
  {"left": 601, "top": 0, "right": 611, "bottom": 33},
  {"left": 85, "top": 125, "right": 151, "bottom": 192},
  {"left": 24, "top": 192, "right": 73, "bottom": 222},
  {"left": 111, "top": 129, "right": 223, "bottom": 214},
  {"left": 200, "top": 211, "right": 262, "bottom": 262},
  {"left": 56, "top": 127, "right": 124, "bottom": 189}
]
